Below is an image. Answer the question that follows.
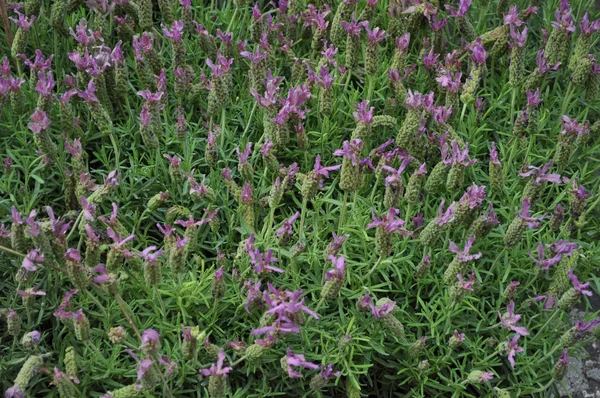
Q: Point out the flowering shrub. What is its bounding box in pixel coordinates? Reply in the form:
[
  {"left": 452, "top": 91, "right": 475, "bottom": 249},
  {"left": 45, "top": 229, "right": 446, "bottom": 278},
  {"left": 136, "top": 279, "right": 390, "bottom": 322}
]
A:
[{"left": 1, "top": 0, "right": 600, "bottom": 397}]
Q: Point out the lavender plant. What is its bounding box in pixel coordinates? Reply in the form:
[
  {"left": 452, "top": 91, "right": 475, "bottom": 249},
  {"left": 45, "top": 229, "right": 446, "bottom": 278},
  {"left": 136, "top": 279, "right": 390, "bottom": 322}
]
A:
[{"left": 1, "top": 0, "right": 600, "bottom": 397}]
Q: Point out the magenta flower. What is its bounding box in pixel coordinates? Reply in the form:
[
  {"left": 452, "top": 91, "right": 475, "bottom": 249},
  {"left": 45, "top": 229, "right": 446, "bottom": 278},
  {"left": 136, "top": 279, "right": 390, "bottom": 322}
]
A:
[
  {"left": 449, "top": 236, "right": 481, "bottom": 262},
  {"left": 367, "top": 208, "right": 410, "bottom": 235},
  {"left": 9, "top": 11, "right": 35, "bottom": 30},
  {"left": 499, "top": 301, "right": 529, "bottom": 336},
  {"left": 249, "top": 248, "right": 283, "bottom": 274},
  {"left": 423, "top": 47, "right": 439, "bottom": 69},
  {"left": 469, "top": 39, "right": 487, "bottom": 65},
  {"left": 489, "top": 142, "right": 501, "bottom": 165},
  {"left": 363, "top": 23, "right": 388, "bottom": 45},
  {"left": 4, "top": 385, "right": 25, "bottom": 398},
  {"left": 452, "top": 330, "right": 465, "bottom": 342},
  {"left": 313, "top": 155, "right": 342, "bottom": 178},
  {"left": 503, "top": 5, "right": 523, "bottom": 26},
  {"left": 446, "top": 0, "right": 471, "bottom": 17},
  {"left": 240, "top": 46, "right": 268, "bottom": 64},
  {"left": 434, "top": 199, "right": 456, "bottom": 226},
  {"left": 162, "top": 20, "right": 184, "bottom": 42},
  {"left": 241, "top": 182, "right": 253, "bottom": 204},
  {"left": 28, "top": 109, "right": 51, "bottom": 134},
  {"left": 506, "top": 334, "right": 524, "bottom": 368},
  {"left": 92, "top": 265, "right": 116, "bottom": 284},
  {"left": 567, "top": 270, "right": 593, "bottom": 296},
  {"left": 340, "top": 17, "right": 365, "bottom": 37},
  {"left": 510, "top": 26, "right": 528, "bottom": 48},
  {"left": 529, "top": 242, "right": 562, "bottom": 271},
  {"left": 551, "top": 0, "right": 575, "bottom": 33},
  {"left": 77, "top": 80, "right": 99, "bottom": 104},
  {"left": 107, "top": 227, "right": 135, "bottom": 251},
  {"left": 19, "top": 49, "right": 53, "bottom": 73},
  {"left": 98, "top": 202, "right": 120, "bottom": 227},
  {"left": 80, "top": 196, "right": 96, "bottom": 221},
  {"left": 517, "top": 198, "right": 544, "bottom": 227},
  {"left": 325, "top": 255, "right": 346, "bottom": 281},
  {"left": 53, "top": 289, "right": 79, "bottom": 319},
  {"left": 371, "top": 298, "right": 396, "bottom": 318},
  {"left": 282, "top": 348, "right": 319, "bottom": 378},
  {"left": 137, "top": 89, "right": 164, "bottom": 106},
  {"left": 457, "top": 184, "right": 486, "bottom": 210},
  {"left": 251, "top": 317, "right": 300, "bottom": 336},
  {"left": 307, "top": 66, "right": 334, "bottom": 89},
  {"left": 571, "top": 182, "right": 593, "bottom": 201},
  {"left": 580, "top": 13, "right": 600, "bottom": 35},
  {"left": 264, "top": 286, "right": 319, "bottom": 320},
  {"left": 206, "top": 52, "right": 234, "bottom": 77},
  {"left": 333, "top": 139, "right": 364, "bottom": 166},
  {"left": 353, "top": 100, "right": 374, "bottom": 125},
  {"left": 276, "top": 212, "right": 300, "bottom": 237},
  {"left": 445, "top": 140, "right": 477, "bottom": 167},
  {"left": 429, "top": 14, "right": 447, "bottom": 31},
  {"left": 456, "top": 273, "right": 476, "bottom": 291},
  {"left": 535, "top": 50, "right": 561, "bottom": 73},
  {"left": 382, "top": 157, "right": 412, "bottom": 186},
  {"left": 302, "top": 4, "right": 330, "bottom": 30},
  {"left": 318, "top": 363, "right": 341, "bottom": 382},
  {"left": 526, "top": 89, "right": 542, "bottom": 108},
  {"left": 236, "top": 143, "right": 252, "bottom": 165},
  {"left": 215, "top": 29, "right": 233, "bottom": 45},
  {"left": 22, "top": 249, "right": 44, "bottom": 272},
  {"left": 395, "top": 32, "right": 411, "bottom": 51},
  {"left": 518, "top": 161, "right": 561, "bottom": 185}
]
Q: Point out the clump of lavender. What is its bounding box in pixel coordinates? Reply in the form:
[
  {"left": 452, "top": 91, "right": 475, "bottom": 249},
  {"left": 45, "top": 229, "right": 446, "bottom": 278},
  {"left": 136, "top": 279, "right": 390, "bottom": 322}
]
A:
[
  {"left": 443, "top": 236, "right": 482, "bottom": 284},
  {"left": 504, "top": 198, "right": 543, "bottom": 248},
  {"left": 420, "top": 199, "right": 455, "bottom": 247},
  {"left": 10, "top": 11, "right": 36, "bottom": 58},
  {"left": 544, "top": 0, "right": 575, "bottom": 65},
  {"left": 206, "top": 53, "right": 234, "bottom": 115},
  {"left": 367, "top": 208, "right": 411, "bottom": 256}
]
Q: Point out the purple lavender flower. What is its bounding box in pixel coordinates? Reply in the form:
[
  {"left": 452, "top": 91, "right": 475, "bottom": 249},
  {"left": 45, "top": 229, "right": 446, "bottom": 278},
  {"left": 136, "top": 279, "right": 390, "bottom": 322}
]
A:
[
  {"left": 395, "top": 32, "right": 411, "bottom": 51},
  {"left": 364, "top": 23, "right": 388, "bottom": 44},
  {"left": 80, "top": 196, "right": 96, "bottom": 221},
  {"left": 313, "top": 155, "right": 342, "bottom": 178},
  {"left": 535, "top": 50, "right": 561, "bottom": 73},
  {"left": 236, "top": 143, "right": 252, "bottom": 165},
  {"left": 206, "top": 52, "right": 234, "bottom": 77},
  {"left": 302, "top": 4, "right": 330, "bottom": 30},
  {"left": 28, "top": 109, "right": 51, "bottom": 133},
  {"left": 340, "top": 17, "right": 365, "bottom": 37},
  {"left": 503, "top": 5, "right": 523, "bottom": 26},
  {"left": 264, "top": 287, "right": 319, "bottom": 320},
  {"left": 449, "top": 236, "right": 482, "bottom": 262},
  {"left": 519, "top": 162, "right": 561, "bottom": 185},
  {"left": 423, "top": 47, "right": 439, "bottom": 69},
  {"left": 469, "top": 39, "right": 487, "bottom": 65},
  {"left": 445, "top": 140, "right": 477, "bottom": 167},
  {"left": 333, "top": 139, "right": 364, "bottom": 166},
  {"left": 434, "top": 199, "right": 456, "bottom": 226},
  {"left": 446, "top": 0, "right": 471, "bottom": 17},
  {"left": 22, "top": 249, "right": 44, "bottom": 271},
  {"left": 552, "top": 0, "right": 575, "bottom": 33},
  {"left": 249, "top": 248, "right": 283, "bottom": 274},
  {"left": 568, "top": 270, "right": 593, "bottom": 296},
  {"left": 200, "top": 349, "right": 232, "bottom": 377},
  {"left": 499, "top": 301, "right": 530, "bottom": 336},
  {"left": 5, "top": 386, "right": 25, "bottom": 398},
  {"left": 571, "top": 182, "right": 593, "bottom": 201},
  {"left": 457, "top": 184, "right": 486, "bottom": 210},
  {"left": 510, "top": 26, "right": 528, "bottom": 48},
  {"left": 382, "top": 157, "right": 412, "bottom": 187},
  {"left": 352, "top": 100, "right": 374, "bottom": 125},
  {"left": 317, "top": 363, "right": 341, "bottom": 382},
  {"left": 526, "top": 89, "right": 542, "bottom": 107},
  {"left": 517, "top": 198, "right": 544, "bottom": 227},
  {"left": 9, "top": 11, "right": 35, "bottom": 30},
  {"left": 77, "top": 80, "right": 99, "bottom": 104},
  {"left": 456, "top": 273, "right": 475, "bottom": 291},
  {"left": 325, "top": 255, "right": 346, "bottom": 281},
  {"left": 530, "top": 242, "right": 562, "bottom": 271},
  {"left": 506, "top": 334, "right": 524, "bottom": 368},
  {"left": 367, "top": 208, "right": 411, "bottom": 235},
  {"left": 276, "top": 212, "right": 300, "bottom": 237},
  {"left": 489, "top": 142, "right": 501, "bottom": 165},
  {"left": 580, "top": 13, "right": 600, "bottom": 35},
  {"left": 138, "top": 246, "right": 164, "bottom": 264},
  {"left": 283, "top": 348, "right": 319, "bottom": 378},
  {"left": 162, "top": 20, "right": 184, "bottom": 42}
]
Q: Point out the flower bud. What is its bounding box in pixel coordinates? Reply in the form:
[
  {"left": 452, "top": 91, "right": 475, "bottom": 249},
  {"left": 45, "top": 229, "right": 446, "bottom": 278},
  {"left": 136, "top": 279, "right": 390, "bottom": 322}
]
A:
[{"left": 108, "top": 326, "right": 127, "bottom": 344}]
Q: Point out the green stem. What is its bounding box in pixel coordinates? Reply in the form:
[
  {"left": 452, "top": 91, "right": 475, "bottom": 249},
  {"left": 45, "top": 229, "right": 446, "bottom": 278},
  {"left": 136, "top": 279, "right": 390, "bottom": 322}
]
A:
[
  {"left": 561, "top": 82, "right": 573, "bottom": 116},
  {"left": 66, "top": 211, "right": 84, "bottom": 242},
  {"left": 338, "top": 191, "right": 349, "bottom": 233},
  {"left": 299, "top": 198, "right": 308, "bottom": 242},
  {"left": 365, "top": 255, "right": 384, "bottom": 279},
  {"left": 532, "top": 310, "right": 561, "bottom": 341}
]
